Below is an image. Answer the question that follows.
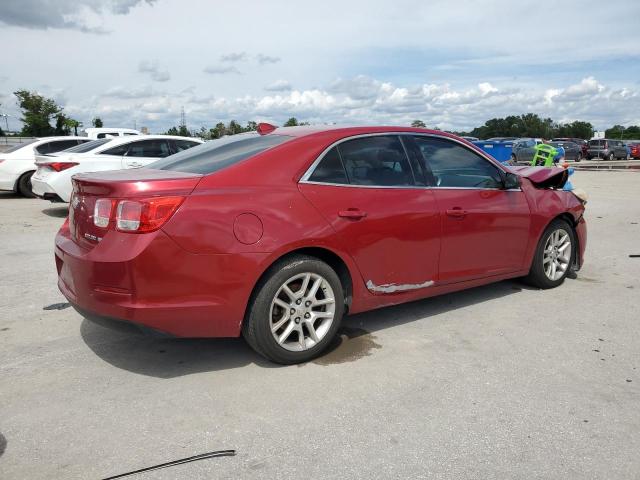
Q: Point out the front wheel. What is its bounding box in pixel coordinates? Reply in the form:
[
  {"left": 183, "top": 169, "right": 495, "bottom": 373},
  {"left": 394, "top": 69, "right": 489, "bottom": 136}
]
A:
[
  {"left": 523, "top": 219, "right": 575, "bottom": 289},
  {"left": 242, "top": 255, "right": 345, "bottom": 364},
  {"left": 608, "top": 152, "right": 614, "bottom": 161},
  {"left": 17, "top": 171, "right": 36, "bottom": 198}
]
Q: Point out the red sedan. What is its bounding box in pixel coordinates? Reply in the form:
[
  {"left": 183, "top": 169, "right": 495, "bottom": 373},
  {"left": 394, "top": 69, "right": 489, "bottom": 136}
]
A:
[{"left": 55, "top": 125, "right": 587, "bottom": 364}]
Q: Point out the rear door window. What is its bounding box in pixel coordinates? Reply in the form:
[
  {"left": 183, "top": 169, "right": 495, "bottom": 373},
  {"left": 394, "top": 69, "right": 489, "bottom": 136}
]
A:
[
  {"left": 126, "top": 139, "right": 172, "bottom": 158},
  {"left": 171, "top": 139, "right": 201, "bottom": 153},
  {"left": 308, "top": 147, "right": 349, "bottom": 184},
  {"left": 47, "top": 140, "right": 84, "bottom": 153},
  {"left": 413, "top": 136, "right": 503, "bottom": 189},
  {"left": 336, "top": 135, "right": 415, "bottom": 186}
]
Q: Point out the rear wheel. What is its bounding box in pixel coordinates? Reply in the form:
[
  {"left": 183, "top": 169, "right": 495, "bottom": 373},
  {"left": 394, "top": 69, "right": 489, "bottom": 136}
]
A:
[
  {"left": 242, "top": 255, "right": 345, "bottom": 364},
  {"left": 608, "top": 152, "right": 614, "bottom": 161},
  {"left": 575, "top": 153, "right": 582, "bottom": 162},
  {"left": 523, "top": 219, "right": 575, "bottom": 289},
  {"left": 17, "top": 171, "right": 36, "bottom": 198}
]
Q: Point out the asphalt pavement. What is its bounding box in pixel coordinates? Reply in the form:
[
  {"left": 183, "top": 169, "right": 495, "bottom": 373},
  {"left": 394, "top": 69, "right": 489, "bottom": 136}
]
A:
[{"left": 0, "top": 170, "right": 639, "bottom": 479}]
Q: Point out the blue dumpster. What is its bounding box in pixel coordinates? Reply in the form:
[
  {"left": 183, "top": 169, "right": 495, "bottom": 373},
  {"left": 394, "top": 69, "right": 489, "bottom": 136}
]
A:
[{"left": 472, "top": 140, "right": 514, "bottom": 163}]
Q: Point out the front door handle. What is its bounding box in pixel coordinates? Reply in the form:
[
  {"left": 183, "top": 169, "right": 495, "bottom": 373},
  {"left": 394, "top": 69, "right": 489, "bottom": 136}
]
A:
[
  {"left": 338, "top": 208, "right": 367, "bottom": 220},
  {"left": 446, "top": 208, "right": 468, "bottom": 218}
]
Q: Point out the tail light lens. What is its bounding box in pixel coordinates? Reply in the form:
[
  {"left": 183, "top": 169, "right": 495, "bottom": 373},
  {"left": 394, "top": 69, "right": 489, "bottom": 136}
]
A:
[
  {"left": 41, "top": 162, "right": 79, "bottom": 172},
  {"left": 94, "top": 199, "right": 114, "bottom": 228},
  {"left": 115, "top": 196, "right": 184, "bottom": 233}
]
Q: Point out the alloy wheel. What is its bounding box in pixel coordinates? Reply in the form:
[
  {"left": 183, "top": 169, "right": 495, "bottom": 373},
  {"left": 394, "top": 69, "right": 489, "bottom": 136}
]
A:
[
  {"left": 269, "top": 272, "right": 336, "bottom": 352},
  {"left": 543, "top": 228, "right": 572, "bottom": 281}
]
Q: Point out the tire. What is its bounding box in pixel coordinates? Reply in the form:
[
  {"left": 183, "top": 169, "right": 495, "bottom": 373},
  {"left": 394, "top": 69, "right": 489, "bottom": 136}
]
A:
[
  {"left": 242, "top": 255, "right": 345, "bottom": 364},
  {"left": 608, "top": 152, "right": 614, "bottom": 161},
  {"left": 523, "top": 219, "right": 575, "bottom": 289},
  {"left": 17, "top": 171, "right": 36, "bottom": 198},
  {"left": 510, "top": 153, "right": 517, "bottom": 164},
  {"left": 575, "top": 154, "right": 581, "bottom": 163}
]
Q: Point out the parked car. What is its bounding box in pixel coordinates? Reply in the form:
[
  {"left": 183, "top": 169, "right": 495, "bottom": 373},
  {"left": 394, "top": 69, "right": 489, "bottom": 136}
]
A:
[
  {"left": 0, "top": 136, "right": 93, "bottom": 197},
  {"left": 552, "top": 137, "right": 588, "bottom": 160},
  {"left": 83, "top": 127, "right": 141, "bottom": 139},
  {"left": 511, "top": 138, "right": 543, "bottom": 163},
  {"left": 54, "top": 125, "right": 587, "bottom": 364},
  {"left": 586, "top": 139, "right": 628, "bottom": 160},
  {"left": 629, "top": 142, "right": 640, "bottom": 159},
  {"left": 548, "top": 141, "right": 582, "bottom": 162},
  {"left": 32, "top": 135, "right": 202, "bottom": 202},
  {"left": 461, "top": 136, "right": 479, "bottom": 142},
  {"left": 486, "top": 137, "right": 518, "bottom": 141}
]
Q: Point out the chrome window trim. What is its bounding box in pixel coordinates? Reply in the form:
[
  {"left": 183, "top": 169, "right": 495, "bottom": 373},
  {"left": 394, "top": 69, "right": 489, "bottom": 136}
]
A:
[{"left": 299, "top": 131, "right": 521, "bottom": 191}]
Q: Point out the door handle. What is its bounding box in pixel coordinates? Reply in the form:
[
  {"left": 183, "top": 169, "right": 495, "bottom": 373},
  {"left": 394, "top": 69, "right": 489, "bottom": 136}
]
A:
[
  {"left": 446, "top": 208, "right": 468, "bottom": 218},
  {"left": 338, "top": 208, "right": 367, "bottom": 220}
]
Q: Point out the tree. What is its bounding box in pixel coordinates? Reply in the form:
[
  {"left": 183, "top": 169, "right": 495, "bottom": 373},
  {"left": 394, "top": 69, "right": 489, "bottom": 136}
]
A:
[
  {"left": 178, "top": 125, "right": 191, "bottom": 137},
  {"left": 227, "top": 120, "right": 243, "bottom": 135},
  {"left": 245, "top": 121, "right": 257, "bottom": 132},
  {"left": 14, "top": 90, "right": 61, "bottom": 136},
  {"left": 165, "top": 126, "right": 179, "bottom": 135},
  {"left": 92, "top": 117, "right": 104, "bottom": 128},
  {"left": 67, "top": 119, "right": 82, "bottom": 136},
  {"left": 54, "top": 114, "right": 71, "bottom": 135},
  {"left": 210, "top": 122, "right": 226, "bottom": 139},
  {"left": 283, "top": 117, "right": 299, "bottom": 127},
  {"left": 411, "top": 120, "right": 426, "bottom": 128}
]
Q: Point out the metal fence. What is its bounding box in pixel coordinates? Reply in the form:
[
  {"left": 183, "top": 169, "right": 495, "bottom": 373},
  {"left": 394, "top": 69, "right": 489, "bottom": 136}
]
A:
[{"left": 0, "top": 136, "right": 37, "bottom": 152}]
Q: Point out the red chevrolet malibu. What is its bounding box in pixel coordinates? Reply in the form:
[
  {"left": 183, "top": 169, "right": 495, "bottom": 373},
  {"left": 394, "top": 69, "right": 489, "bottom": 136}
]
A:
[{"left": 55, "top": 125, "right": 587, "bottom": 364}]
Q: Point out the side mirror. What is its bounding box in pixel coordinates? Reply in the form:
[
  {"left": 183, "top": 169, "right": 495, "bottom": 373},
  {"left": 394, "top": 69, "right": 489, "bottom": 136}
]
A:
[{"left": 502, "top": 172, "right": 520, "bottom": 189}]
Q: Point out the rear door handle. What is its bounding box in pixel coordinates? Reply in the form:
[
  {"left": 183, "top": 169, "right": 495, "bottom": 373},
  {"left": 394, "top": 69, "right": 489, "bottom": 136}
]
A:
[
  {"left": 446, "top": 208, "right": 468, "bottom": 218},
  {"left": 338, "top": 208, "right": 367, "bottom": 220}
]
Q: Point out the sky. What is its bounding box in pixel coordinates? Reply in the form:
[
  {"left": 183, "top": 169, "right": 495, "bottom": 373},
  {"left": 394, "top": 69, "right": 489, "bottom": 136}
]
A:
[{"left": 1, "top": 0, "right": 639, "bottom": 133}]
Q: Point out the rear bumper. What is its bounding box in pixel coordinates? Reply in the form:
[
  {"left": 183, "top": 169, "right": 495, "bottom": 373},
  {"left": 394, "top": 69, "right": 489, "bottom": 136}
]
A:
[{"left": 55, "top": 226, "right": 270, "bottom": 338}]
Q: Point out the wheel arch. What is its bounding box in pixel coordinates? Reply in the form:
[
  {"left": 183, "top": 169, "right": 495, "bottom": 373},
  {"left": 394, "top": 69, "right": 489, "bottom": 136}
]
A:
[{"left": 243, "top": 246, "right": 356, "bottom": 326}]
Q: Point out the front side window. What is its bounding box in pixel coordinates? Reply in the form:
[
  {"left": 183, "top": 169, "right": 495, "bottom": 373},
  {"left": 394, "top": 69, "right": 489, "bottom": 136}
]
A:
[
  {"left": 336, "top": 135, "right": 415, "bottom": 186},
  {"left": 413, "top": 136, "right": 503, "bottom": 189},
  {"left": 126, "top": 139, "right": 171, "bottom": 158}
]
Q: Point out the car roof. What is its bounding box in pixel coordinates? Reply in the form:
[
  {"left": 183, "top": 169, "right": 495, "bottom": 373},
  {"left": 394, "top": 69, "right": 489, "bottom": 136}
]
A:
[
  {"left": 266, "top": 125, "right": 465, "bottom": 143},
  {"left": 35, "top": 136, "right": 89, "bottom": 142}
]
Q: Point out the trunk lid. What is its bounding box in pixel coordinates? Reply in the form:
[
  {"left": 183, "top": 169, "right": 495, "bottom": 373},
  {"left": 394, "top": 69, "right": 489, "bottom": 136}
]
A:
[{"left": 69, "top": 169, "right": 202, "bottom": 250}]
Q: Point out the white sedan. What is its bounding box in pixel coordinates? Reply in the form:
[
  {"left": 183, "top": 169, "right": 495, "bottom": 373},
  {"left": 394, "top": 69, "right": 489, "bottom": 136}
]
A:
[
  {"left": 0, "top": 137, "right": 92, "bottom": 197},
  {"left": 31, "top": 135, "right": 203, "bottom": 202}
]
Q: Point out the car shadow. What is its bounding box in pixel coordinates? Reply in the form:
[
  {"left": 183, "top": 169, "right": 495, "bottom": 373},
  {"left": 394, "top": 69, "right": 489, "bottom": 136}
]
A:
[
  {"left": 80, "top": 279, "right": 534, "bottom": 378},
  {"left": 41, "top": 206, "right": 68, "bottom": 218}
]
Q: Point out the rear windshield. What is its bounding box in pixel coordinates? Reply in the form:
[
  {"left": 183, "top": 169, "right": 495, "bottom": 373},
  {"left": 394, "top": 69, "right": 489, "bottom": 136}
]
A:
[
  {"left": 150, "top": 133, "right": 292, "bottom": 174},
  {"left": 589, "top": 140, "right": 604, "bottom": 147},
  {"left": 3, "top": 140, "right": 37, "bottom": 153},
  {"left": 62, "top": 138, "right": 111, "bottom": 153}
]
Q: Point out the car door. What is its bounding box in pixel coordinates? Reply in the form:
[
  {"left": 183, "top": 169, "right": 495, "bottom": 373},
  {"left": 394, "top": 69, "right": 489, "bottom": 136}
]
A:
[
  {"left": 122, "top": 139, "right": 172, "bottom": 168},
  {"left": 413, "top": 135, "right": 531, "bottom": 284},
  {"left": 298, "top": 135, "right": 441, "bottom": 292}
]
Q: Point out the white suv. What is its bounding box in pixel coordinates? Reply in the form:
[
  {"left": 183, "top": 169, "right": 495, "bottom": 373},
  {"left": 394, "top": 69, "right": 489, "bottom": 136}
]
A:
[
  {"left": 31, "top": 135, "right": 203, "bottom": 202},
  {"left": 0, "top": 137, "right": 92, "bottom": 197}
]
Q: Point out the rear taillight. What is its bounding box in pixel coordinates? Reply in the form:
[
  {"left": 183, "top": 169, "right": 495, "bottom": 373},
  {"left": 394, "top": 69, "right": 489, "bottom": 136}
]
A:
[
  {"left": 41, "top": 162, "right": 79, "bottom": 172},
  {"left": 112, "top": 196, "right": 184, "bottom": 233},
  {"left": 93, "top": 199, "right": 114, "bottom": 228}
]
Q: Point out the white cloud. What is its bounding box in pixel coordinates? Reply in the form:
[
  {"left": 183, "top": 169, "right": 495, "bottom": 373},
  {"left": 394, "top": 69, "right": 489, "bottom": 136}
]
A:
[
  {"left": 264, "top": 80, "right": 293, "bottom": 92},
  {"left": 203, "top": 65, "right": 241, "bottom": 75},
  {"left": 256, "top": 54, "right": 281, "bottom": 65},
  {"left": 220, "top": 52, "right": 248, "bottom": 63},
  {"left": 138, "top": 60, "right": 170, "bottom": 82}
]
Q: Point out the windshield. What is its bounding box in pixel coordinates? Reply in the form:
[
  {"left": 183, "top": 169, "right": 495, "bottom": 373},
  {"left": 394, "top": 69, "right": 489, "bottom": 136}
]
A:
[
  {"left": 3, "top": 140, "right": 37, "bottom": 153},
  {"left": 150, "top": 133, "right": 292, "bottom": 174},
  {"left": 60, "top": 138, "right": 111, "bottom": 154}
]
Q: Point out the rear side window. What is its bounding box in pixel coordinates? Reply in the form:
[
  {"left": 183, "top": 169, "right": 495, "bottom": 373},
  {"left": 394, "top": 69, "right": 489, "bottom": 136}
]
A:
[
  {"left": 101, "top": 143, "right": 130, "bottom": 156},
  {"left": 308, "top": 147, "right": 348, "bottom": 184},
  {"left": 151, "top": 134, "right": 291, "bottom": 174},
  {"left": 172, "top": 139, "right": 201, "bottom": 153},
  {"left": 337, "top": 136, "right": 415, "bottom": 186},
  {"left": 589, "top": 140, "right": 603, "bottom": 147},
  {"left": 413, "top": 136, "right": 503, "bottom": 189},
  {"left": 97, "top": 132, "right": 120, "bottom": 138},
  {"left": 126, "top": 139, "right": 171, "bottom": 158}
]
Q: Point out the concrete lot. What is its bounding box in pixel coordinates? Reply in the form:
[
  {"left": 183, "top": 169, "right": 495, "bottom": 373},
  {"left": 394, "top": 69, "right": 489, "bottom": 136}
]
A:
[{"left": 0, "top": 171, "right": 639, "bottom": 479}]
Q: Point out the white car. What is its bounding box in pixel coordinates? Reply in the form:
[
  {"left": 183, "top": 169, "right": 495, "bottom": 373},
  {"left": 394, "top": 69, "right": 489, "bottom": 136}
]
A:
[
  {"left": 31, "top": 135, "right": 203, "bottom": 202},
  {"left": 83, "top": 127, "right": 141, "bottom": 139},
  {"left": 0, "top": 136, "right": 93, "bottom": 197}
]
